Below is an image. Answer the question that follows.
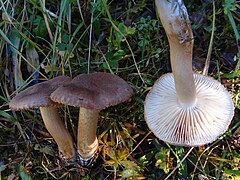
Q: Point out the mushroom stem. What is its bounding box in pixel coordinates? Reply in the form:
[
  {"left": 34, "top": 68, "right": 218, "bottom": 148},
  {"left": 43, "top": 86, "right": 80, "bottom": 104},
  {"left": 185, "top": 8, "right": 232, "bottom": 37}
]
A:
[
  {"left": 40, "top": 107, "right": 76, "bottom": 160},
  {"left": 170, "top": 41, "right": 196, "bottom": 106},
  {"left": 77, "top": 107, "right": 99, "bottom": 160},
  {"left": 155, "top": 0, "right": 196, "bottom": 106}
]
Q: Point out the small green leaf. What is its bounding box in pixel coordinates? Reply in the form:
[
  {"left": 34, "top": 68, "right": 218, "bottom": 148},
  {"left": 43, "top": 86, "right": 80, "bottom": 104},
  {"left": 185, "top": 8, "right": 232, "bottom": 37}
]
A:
[
  {"left": 112, "top": 60, "right": 119, "bottom": 69},
  {"left": 175, "top": 146, "right": 188, "bottom": 177},
  {"left": 138, "top": 39, "right": 149, "bottom": 47},
  {"left": 224, "top": 70, "right": 240, "bottom": 79},
  {"left": 42, "top": 64, "right": 61, "bottom": 73},
  {"left": 62, "top": 34, "right": 70, "bottom": 44},
  {"left": 233, "top": 151, "right": 240, "bottom": 158},
  {"left": 0, "top": 165, "right": 7, "bottom": 172},
  {"left": 66, "top": 43, "right": 73, "bottom": 52},
  {"left": 58, "top": 43, "right": 67, "bottom": 51},
  {"left": 127, "top": 27, "right": 136, "bottom": 35},
  {"left": 223, "top": 0, "right": 236, "bottom": 14},
  {"left": 224, "top": 169, "right": 240, "bottom": 176},
  {"left": 121, "top": 160, "right": 138, "bottom": 169},
  {"left": 19, "top": 165, "right": 31, "bottom": 180},
  {"left": 155, "top": 148, "right": 171, "bottom": 174},
  {"left": 34, "top": 144, "right": 55, "bottom": 156},
  {"left": 32, "top": 15, "right": 48, "bottom": 37},
  {"left": 132, "top": 96, "right": 144, "bottom": 104},
  {"left": 112, "top": 50, "right": 125, "bottom": 61},
  {"left": 0, "top": 111, "right": 17, "bottom": 122},
  {"left": 118, "top": 23, "right": 127, "bottom": 35}
]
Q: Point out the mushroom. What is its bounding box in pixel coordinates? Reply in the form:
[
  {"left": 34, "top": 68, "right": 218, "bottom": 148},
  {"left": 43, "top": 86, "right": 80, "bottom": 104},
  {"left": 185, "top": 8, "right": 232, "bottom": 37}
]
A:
[
  {"left": 50, "top": 72, "right": 133, "bottom": 167},
  {"left": 9, "top": 76, "right": 76, "bottom": 161},
  {"left": 144, "top": 0, "right": 234, "bottom": 146}
]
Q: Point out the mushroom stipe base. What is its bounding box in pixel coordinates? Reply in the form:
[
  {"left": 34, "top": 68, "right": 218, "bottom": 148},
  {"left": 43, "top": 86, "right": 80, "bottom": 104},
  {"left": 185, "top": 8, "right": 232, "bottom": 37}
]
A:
[
  {"left": 144, "top": 73, "right": 234, "bottom": 147},
  {"left": 77, "top": 151, "right": 99, "bottom": 168}
]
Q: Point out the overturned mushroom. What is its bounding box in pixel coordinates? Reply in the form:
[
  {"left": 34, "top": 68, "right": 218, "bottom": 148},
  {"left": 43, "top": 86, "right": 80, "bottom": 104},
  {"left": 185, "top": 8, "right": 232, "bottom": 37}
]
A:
[
  {"left": 144, "top": 0, "right": 234, "bottom": 146},
  {"left": 9, "top": 76, "right": 76, "bottom": 161},
  {"left": 50, "top": 72, "right": 133, "bottom": 167}
]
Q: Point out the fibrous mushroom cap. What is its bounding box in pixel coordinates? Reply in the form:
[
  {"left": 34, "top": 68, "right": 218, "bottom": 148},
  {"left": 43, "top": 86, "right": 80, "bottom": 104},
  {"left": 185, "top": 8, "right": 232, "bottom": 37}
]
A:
[
  {"left": 9, "top": 76, "right": 72, "bottom": 110},
  {"left": 144, "top": 73, "right": 234, "bottom": 146},
  {"left": 50, "top": 72, "right": 133, "bottom": 111}
]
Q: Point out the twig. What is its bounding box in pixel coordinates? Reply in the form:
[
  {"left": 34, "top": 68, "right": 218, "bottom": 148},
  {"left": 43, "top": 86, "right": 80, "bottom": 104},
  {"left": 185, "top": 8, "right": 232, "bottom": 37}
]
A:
[
  {"left": 97, "top": 45, "right": 114, "bottom": 74},
  {"left": 67, "top": 3, "right": 72, "bottom": 34},
  {"left": 41, "top": 161, "right": 58, "bottom": 179},
  {"left": 203, "top": 0, "right": 215, "bottom": 76},
  {"left": 41, "top": 0, "right": 54, "bottom": 44},
  {"left": 77, "top": 0, "right": 86, "bottom": 27},
  {"left": 164, "top": 147, "right": 194, "bottom": 180},
  {"left": 87, "top": 0, "right": 96, "bottom": 74},
  {"left": 126, "top": 131, "right": 152, "bottom": 158}
]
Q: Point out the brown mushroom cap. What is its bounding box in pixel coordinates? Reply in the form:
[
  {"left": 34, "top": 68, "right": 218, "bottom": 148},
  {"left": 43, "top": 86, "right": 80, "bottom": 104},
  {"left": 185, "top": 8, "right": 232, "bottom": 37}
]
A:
[
  {"left": 144, "top": 73, "right": 234, "bottom": 146},
  {"left": 9, "top": 76, "right": 72, "bottom": 110},
  {"left": 50, "top": 72, "right": 133, "bottom": 110}
]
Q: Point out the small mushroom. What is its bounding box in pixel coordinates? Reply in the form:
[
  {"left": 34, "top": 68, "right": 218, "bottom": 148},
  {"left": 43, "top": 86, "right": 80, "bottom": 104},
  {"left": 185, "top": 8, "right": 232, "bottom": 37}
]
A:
[
  {"left": 50, "top": 72, "right": 133, "bottom": 167},
  {"left": 9, "top": 76, "right": 76, "bottom": 161},
  {"left": 144, "top": 0, "right": 234, "bottom": 146}
]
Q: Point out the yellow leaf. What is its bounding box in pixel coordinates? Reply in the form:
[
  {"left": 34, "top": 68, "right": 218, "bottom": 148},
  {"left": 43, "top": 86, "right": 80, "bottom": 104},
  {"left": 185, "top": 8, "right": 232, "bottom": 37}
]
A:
[
  {"left": 104, "top": 160, "right": 116, "bottom": 166},
  {"left": 117, "top": 147, "right": 129, "bottom": 160},
  {"left": 105, "top": 147, "right": 115, "bottom": 159},
  {"left": 121, "top": 160, "right": 138, "bottom": 169}
]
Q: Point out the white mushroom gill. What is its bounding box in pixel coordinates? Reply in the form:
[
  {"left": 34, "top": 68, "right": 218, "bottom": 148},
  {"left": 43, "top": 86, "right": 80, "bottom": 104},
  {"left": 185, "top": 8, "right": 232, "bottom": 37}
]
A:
[
  {"left": 144, "top": 0, "right": 234, "bottom": 146},
  {"left": 145, "top": 73, "right": 234, "bottom": 146}
]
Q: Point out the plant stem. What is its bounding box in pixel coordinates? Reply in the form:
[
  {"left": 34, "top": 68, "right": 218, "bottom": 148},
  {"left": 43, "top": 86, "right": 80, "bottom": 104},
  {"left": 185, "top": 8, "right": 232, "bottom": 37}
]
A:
[
  {"left": 40, "top": 107, "right": 75, "bottom": 159},
  {"left": 203, "top": 0, "right": 215, "bottom": 76},
  {"left": 77, "top": 107, "right": 99, "bottom": 159}
]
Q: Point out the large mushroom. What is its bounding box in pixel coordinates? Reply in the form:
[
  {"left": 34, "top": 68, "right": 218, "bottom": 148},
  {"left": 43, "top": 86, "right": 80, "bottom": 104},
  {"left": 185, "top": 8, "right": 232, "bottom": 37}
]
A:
[
  {"left": 50, "top": 72, "right": 133, "bottom": 167},
  {"left": 144, "top": 0, "right": 234, "bottom": 146},
  {"left": 9, "top": 76, "right": 76, "bottom": 161}
]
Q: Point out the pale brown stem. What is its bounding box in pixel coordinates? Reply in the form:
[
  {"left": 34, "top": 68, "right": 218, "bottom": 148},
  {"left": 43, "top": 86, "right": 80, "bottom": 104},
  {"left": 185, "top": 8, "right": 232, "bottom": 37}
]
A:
[
  {"left": 155, "top": 0, "right": 196, "bottom": 106},
  {"left": 77, "top": 107, "right": 99, "bottom": 159},
  {"left": 40, "top": 107, "right": 75, "bottom": 159},
  {"left": 170, "top": 41, "right": 196, "bottom": 105}
]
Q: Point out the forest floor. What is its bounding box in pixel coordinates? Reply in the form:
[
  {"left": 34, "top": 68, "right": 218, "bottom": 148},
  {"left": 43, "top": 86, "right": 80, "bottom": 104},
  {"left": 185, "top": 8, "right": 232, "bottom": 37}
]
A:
[{"left": 0, "top": 0, "right": 240, "bottom": 179}]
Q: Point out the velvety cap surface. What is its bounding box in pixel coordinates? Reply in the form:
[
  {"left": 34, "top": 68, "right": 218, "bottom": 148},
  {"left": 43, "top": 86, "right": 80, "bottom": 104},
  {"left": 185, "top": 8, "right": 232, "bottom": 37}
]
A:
[
  {"left": 9, "top": 76, "right": 72, "bottom": 110},
  {"left": 50, "top": 72, "right": 133, "bottom": 110},
  {"left": 144, "top": 73, "right": 234, "bottom": 146}
]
